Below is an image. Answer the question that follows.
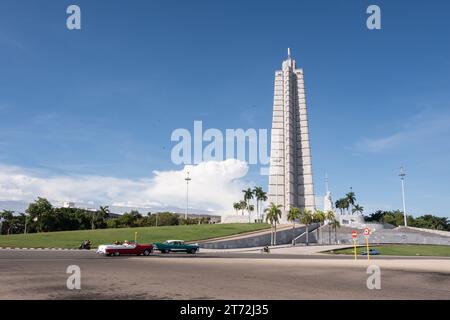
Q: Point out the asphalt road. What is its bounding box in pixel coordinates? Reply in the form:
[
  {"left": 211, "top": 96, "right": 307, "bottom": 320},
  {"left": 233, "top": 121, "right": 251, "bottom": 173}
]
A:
[{"left": 1, "top": 250, "right": 449, "bottom": 299}]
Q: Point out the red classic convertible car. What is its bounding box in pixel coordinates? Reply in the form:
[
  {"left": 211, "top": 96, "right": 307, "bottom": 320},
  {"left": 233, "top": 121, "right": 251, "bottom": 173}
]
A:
[{"left": 96, "top": 242, "right": 154, "bottom": 256}]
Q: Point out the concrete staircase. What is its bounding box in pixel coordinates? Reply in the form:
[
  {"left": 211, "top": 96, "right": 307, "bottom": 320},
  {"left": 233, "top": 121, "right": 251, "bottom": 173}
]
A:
[{"left": 199, "top": 223, "right": 320, "bottom": 249}]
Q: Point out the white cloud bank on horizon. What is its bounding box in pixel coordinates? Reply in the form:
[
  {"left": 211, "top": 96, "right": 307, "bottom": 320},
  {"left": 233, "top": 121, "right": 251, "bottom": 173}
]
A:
[{"left": 0, "top": 159, "right": 250, "bottom": 214}]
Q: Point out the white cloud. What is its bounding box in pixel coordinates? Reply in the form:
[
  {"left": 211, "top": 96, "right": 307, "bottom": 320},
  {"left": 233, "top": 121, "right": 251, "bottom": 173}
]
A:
[{"left": 0, "top": 159, "right": 249, "bottom": 214}]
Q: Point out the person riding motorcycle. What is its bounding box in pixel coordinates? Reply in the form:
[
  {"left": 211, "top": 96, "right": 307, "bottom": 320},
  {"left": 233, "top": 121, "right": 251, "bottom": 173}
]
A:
[{"left": 79, "top": 240, "right": 91, "bottom": 250}]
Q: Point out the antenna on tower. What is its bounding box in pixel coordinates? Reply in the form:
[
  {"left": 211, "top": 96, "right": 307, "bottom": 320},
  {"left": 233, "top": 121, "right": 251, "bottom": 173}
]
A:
[
  {"left": 287, "top": 48, "right": 292, "bottom": 58},
  {"left": 325, "top": 173, "right": 330, "bottom": 193}
]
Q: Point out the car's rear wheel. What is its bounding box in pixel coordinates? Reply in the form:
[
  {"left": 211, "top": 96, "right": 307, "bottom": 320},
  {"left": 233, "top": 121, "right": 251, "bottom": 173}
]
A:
[
  {"left": 143, "top": 250, "right": 150, "bottom": 256},
  {"left": 114, "top": 251, "right": 120, "bottom": 256},
  {"left": 189, "top": 248, "right": 197, "bottom": 254}
]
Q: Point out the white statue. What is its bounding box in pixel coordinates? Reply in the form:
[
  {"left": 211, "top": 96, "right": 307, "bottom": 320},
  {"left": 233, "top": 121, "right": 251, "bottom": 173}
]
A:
[{"left": 324, "top": 191, "right": 334, "bottom": 212}]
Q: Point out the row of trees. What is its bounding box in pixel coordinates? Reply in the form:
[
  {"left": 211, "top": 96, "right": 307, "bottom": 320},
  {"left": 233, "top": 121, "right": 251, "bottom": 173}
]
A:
[
  {"left": 264, "top": 202, "right": 341, "bottom": 246},
  {"left": 365, "top": 210, "right": 450, "bottom": 230},
  {"left": 335, "top": 191, "right": 364, "bottom": 215},
  {"left": 0, "top": 198, "right": 213, "bottom": 235},
  {"left": 0, "top": 198, "right": 111, "bottom": 234},
  {"left": 232, "top": 187, "right": 268, "bottom": 222},
  {"left": 106, "top": 211, "right": 211, "bottom": 228}
]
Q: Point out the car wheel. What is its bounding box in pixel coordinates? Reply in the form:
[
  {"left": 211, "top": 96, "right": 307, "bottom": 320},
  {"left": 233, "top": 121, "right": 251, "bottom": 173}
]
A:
[
  {"left": 189, "top": 248, "right": 197, "bottom": 254},
  {"left": 114, "top": 251, "right": 120, "bottom": 256},
  {"left": 143, "top": 250, "right": 150, "bottom": 256}
]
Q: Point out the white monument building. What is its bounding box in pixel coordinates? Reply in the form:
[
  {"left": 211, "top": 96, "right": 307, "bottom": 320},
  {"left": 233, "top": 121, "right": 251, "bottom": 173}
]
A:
[{"left": 268, "top": 49, "right": 316, "bottom": 223}]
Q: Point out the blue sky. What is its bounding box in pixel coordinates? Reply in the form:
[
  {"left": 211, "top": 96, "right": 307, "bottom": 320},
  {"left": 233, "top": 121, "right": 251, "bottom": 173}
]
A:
[{"left": 0, "top": 0, "right": 449, "bottom": 216}]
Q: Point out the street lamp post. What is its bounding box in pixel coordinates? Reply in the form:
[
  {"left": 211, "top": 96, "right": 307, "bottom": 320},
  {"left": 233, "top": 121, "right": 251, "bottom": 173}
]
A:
[
  {"left": 185, "top": 171, "right": 192, "bottom": 220},
  {"left": 399, "top": 166, "right": 407, "bottom": 227}
]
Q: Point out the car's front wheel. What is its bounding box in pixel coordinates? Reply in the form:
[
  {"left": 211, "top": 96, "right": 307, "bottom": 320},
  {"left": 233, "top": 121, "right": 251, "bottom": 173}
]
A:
[
  {"left": 143, "top": 250, "right": 150, "bottom": 256},
  {"left": 189, "top": 248, "right": 197, "bottom": 254}
]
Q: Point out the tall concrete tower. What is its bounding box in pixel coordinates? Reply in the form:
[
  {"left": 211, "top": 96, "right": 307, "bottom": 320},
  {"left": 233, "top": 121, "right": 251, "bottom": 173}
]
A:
[{"left": 268, "top": 49, "right": 315, "bottom": 222}]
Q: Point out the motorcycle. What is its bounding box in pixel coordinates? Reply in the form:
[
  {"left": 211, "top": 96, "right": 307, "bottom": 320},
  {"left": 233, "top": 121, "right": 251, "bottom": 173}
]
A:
[
  {"left": 261, "top": 245, "right": 270, "bottom": 254},
  {"left": 79, "top": 240, "right": 91, "bottom": 250}
]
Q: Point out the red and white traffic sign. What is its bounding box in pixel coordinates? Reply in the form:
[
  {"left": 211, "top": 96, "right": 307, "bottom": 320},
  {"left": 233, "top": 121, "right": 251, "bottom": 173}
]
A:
[
  {"left": 351, "top": 230, "right": 358, "bottom": 239},
  {"left": 363, "top": 227, "right": 371, "bottom": 237}
]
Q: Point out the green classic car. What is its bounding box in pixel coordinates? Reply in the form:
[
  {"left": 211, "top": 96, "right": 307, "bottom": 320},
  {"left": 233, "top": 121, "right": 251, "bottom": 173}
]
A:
[{"left": 153, "top": 240, "right": 200, "bottom": 254}]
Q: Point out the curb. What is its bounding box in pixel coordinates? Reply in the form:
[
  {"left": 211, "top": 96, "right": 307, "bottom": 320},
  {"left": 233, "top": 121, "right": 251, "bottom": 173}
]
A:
[{"left": 0, "top": 247, "right": 83, "bottom": 251}]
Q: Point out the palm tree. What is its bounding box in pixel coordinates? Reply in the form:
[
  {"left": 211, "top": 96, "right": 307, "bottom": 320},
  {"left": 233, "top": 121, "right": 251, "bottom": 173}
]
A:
[
  {"left": 335, "top": 199, "right": 347, "bottom": 215},
  {"left": 313, "top": 210, "right": 326, "bottom": 244},
  {"left": 238, "top": 200, "right": 247, "bottom": 215},
  {"left": 352, "top": 204, "right": 364, "bottom": 215},
  {"left": 346, "top": 192, "right": 356, "bottom": 214},
  {"left": 233, "top": 202, "right": 240, "bottom": 215},
  {"left": 93, "top": 206, "right": 110, "bottom": 230},
  {"left": 264, "top": 202, "right": 282, "bottom": 246},
  {"left": 258, "top": 189, "right": 268, "bottom": 222},
  {"left": 287, "top": 207, "right": 300, "bottom": 244},
  {"left": 253, "top": 187, "right": 267, "bottom": 222},
  {"left": 328, "top": 218, "right": 341, "bottom": 244},
  {"left": 243, "top": 188, "right": 254, "bottom": 217},
  {"left": 334, "top": 199, "right": 342, "bottom": 214},
  {"left": 299, "top": 209, "right": 313, "bottom": 246},
  {"left": 325, "top": 211, "right": 335, "bottom": 244},
  {"left": 248, "top": 204, "right": 255, "bottom": 223},
  {"left": 0, "top": 210, "right": 14, "bottom": 235}
]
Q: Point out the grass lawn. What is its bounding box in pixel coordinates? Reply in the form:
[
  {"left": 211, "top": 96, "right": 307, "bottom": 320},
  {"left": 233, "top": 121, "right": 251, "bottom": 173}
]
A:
[
  {"left": 329, "top": 244, "right": 450, "bottom": 257},
  {"left": 0, "top": 223, "right": 269, "bottom": 249}
]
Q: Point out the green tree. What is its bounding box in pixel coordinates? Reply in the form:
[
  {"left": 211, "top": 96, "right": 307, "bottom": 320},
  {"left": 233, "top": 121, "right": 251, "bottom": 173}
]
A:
[
  {"left": 93, "top": 206, "right": 110, "bottom": 229},
  {"left": 26, "top": 197, "right": 54, "bottom": 232},
  {"left": 364, "top": 210, "right": 385, "bottom": 222},
  {"left": 313, "top": 209, "right": 326, "bottom": 244},
  {"left": 325, "top": 211, "right": 335, "bottom": 244},
  {"left": 248, "top": 204, "right": 255, "bottom": 223},
  {"left": 352, "top": 204, "right": 364, "bottom": 215},
  {"left": 335, "top": 199, "right": 347, "bottom": 215},
  {"left": 233, "top": 202, "right": 240, "bottom": 215},
  {"left": 238, "top": 200, "right": 247, "bottom": 215},
  {"left": 345, "top": 192, "right": 356, "bottom": 214},
  {"left": 299, "top": 209, "right": 313, "bottom": 246},
  {"left": 287, "top": 207, "right": 300, "bottom": 244},
  {"left": 412, "top": 215, "right": 449, "bottom": 230},
  {"left": 328, "top": 218, "right": 341, "bottom": 244},
  {"left": 253, "top": 187, "right": 267, "bottom": 222},
  {"left": 264, "top": 202, "right": 282, "bottom": 246},
  {"left": 0, "top": 210, "right": 15, "bottom": 235},
  {"left": 242, "top": 188, "right": 254, "bottom": 217}
]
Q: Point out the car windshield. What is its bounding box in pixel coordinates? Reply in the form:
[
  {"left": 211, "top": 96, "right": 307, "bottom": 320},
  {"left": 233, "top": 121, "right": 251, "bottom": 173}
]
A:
[{"left": 166, "top": 241, "right": 184, "bottom": 245}]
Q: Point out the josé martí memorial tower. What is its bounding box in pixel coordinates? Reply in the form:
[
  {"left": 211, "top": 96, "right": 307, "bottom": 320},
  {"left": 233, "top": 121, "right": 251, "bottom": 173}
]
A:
[{"left": 268, "top": 49, "right": 316, "bottom": 223}]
